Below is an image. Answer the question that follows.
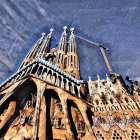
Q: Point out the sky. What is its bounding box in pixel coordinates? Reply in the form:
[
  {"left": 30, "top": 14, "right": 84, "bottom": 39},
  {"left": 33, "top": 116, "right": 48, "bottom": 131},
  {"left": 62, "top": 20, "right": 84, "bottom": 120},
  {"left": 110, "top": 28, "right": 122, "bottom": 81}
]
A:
[{"left": 0, "top": 0, "right": 140, "bottom": 83}]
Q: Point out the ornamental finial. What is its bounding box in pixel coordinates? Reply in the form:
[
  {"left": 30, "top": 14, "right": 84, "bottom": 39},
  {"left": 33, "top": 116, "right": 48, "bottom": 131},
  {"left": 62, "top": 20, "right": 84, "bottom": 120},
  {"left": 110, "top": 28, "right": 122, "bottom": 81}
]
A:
[
  {"left": 50, "top": 28, "right": 54, "bottom": 33},
  {"left": 41, "top": 32, "right": 46, "bottom": 36},
  {"left": 63, "top": 26, "right": 67, "bottom": 31},
  {"left": 70, "top": 28, "right": 74, "bottom": 33},
  {"left": 70, "top": 28, "right": 75, "bottom": 38}
]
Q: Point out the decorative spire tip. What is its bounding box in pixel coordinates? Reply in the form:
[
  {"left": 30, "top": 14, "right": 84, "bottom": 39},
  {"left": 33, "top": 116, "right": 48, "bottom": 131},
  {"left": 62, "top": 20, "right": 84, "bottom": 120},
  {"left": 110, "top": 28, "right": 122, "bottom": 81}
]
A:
[
  {"left": 50, "top": 28, "right": 54, "bottom": 32},
  {"left": 70, "top": 28, "right": 74, "bottom": 32},
  {"left": 42, "top": 32, "right": 46, "bottom": 36},
  {"left": 63, "top": 26, "right": 67, "bottom": 30}
]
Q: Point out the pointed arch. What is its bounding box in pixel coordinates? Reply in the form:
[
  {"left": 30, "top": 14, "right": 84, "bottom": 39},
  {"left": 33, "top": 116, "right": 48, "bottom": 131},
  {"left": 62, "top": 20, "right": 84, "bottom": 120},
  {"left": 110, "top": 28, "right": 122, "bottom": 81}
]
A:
[
  {"left": 68, "top": 82, "right": 73, "bottom": 93},
  {"left": 31, "top": 64, "right": 39, "bottom": 74},
  {"left": 63, "top": 78, "right": 67, "bottom": 90},
  {"left": 42, "top": 68, "right": 48, "bottom": 80},
  {"left": 51, "top": 72, "right": 57, "bottom": 85},
  {"left": 37, "top": 65, "right": 43, "bottom": 77},
  {"left": 57, "top": 76, "right": 62, "bottom": 87},
  {"left": 46, "top": 70, "right": 52, "bottom": 82}
]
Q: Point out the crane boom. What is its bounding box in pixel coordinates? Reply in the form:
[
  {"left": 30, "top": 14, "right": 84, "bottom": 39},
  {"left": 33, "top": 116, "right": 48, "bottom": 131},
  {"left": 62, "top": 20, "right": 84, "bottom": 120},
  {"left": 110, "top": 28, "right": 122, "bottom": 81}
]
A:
[
  {"left": 75, "top": 34, "right": 113, "bottom": 75},
  {"left": 75, "top": 35, "right": 109, "bottom": 51}
]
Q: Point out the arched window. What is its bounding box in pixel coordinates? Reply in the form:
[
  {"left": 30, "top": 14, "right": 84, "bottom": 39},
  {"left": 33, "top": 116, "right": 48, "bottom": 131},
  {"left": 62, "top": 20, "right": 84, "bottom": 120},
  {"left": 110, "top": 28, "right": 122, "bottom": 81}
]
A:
[
  {"left": 37, "top": 66, "right": 43, "bottom": 77},
  {"left": 61, "top": 54, "right": 63, "bottom": 63},
  {"left": 42, "top": 68, "right": 48, "bottom": 80},
  {"left": 58, "top": 76, "right": 62, "bottom": 87},
  {"left": 64, "top": 58, "right": 67, "bottom": 67},
  {"left": 58, "top": 53, "right": 61, "bottom": 63},
  {"left": 71, "top": 55, "right": 73, "bottom": 66},
  {"left": 63, "top": 79, "right": 67, "bottom": 90},
  {"left": 110, "top": 98, "right": 114, "bottom": 104},
  {"left": 31, "top": 64, "right": 38, "bottom": 74},
  {"left": 68, "top": 82, "right": 73, "bottom": 93},
  {"left": 95, "top": 99, "right": 99, "bottom": 105},
  {"left": 52, "top": 73, "right": 57, "bottom": 84}
]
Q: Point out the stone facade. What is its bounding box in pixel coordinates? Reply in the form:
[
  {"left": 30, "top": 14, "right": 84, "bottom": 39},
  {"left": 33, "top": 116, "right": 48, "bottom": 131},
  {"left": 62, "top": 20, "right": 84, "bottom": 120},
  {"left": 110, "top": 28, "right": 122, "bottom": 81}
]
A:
[{"left": 0, "top": 27, "right": 140, "bottom": 140}]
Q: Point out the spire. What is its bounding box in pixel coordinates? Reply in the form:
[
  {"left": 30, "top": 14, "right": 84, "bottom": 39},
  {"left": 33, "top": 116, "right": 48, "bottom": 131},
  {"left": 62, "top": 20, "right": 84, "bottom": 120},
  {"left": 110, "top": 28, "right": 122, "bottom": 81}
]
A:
[
  {"left": 19, "top": 29, "right": 53, "bottom": 70},
  {"left": 66, "top": 28, "right": 80, "bottom": 79},
  {"left": 27, "top": 32, "right": 46, "bottom": 58},
  {"left": 19, "top": 33, "right": 45, "bottom": 69},
  {"left": 68, "top": 28, "right": 77, "bottom": 53},
  {"left": 37, "top": 28, "right": 54, "bottom": 57},
  {"left": 58, "top": 26, "right": 67, "bottom": 51}
]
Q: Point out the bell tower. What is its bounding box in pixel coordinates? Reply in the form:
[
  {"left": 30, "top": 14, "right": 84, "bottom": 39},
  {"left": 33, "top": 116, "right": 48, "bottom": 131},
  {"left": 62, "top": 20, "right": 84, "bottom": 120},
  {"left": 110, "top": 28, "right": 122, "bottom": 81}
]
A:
[{"left": 66, "top": 28, "right": 80, "bottom": 80}]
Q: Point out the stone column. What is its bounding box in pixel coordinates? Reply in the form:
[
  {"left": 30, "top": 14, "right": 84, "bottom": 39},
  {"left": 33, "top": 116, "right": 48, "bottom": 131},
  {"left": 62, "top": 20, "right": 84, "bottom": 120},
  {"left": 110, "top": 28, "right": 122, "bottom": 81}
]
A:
[
  {"left": 75, "top": 100, "right": 93, "bottom": 135},
  {"left": 57, "top": 90, "right": 74, "bottom": 139},
  {"left": 71, "top": 83, "right": 75, "bottom": 93},
  {"left": 77, "top": 86, "right": 81, "bottom": 98},
  {"left": 38, "top": 95, "right": 46, "bottom": 140},
  {"left": 32, "top": 80, "right": 46, "bottom": 140},
  {"left": 66, "top": 79, "right": 69, "bottom": 91}
]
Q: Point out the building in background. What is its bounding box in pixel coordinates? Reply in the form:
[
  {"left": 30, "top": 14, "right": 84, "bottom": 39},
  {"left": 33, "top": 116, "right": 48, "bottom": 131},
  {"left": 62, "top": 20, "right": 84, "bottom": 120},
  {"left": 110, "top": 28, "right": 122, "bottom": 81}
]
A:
[{"left": 0, "top": 27, "right": 140, "bottom": 140}]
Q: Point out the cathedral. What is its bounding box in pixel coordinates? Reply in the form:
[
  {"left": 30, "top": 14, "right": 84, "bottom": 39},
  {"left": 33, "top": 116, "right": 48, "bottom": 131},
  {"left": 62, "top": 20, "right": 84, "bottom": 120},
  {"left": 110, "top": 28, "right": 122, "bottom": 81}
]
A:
[{"left": 0, "top": 26, "right": 140, "bottom": 140}]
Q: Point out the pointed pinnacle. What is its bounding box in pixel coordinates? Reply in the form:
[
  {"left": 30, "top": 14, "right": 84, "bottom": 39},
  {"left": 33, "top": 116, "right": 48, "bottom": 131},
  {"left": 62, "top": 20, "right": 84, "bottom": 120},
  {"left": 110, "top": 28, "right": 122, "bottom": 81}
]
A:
[
  {"left": 47, "top": 28, "right": 54, "bottom": 38},
  {"left": 88, "top": 76, "right": 91, "bottom": 80},
  {"left": 97, "top": 75, "right": 100, "bottom": 80}
]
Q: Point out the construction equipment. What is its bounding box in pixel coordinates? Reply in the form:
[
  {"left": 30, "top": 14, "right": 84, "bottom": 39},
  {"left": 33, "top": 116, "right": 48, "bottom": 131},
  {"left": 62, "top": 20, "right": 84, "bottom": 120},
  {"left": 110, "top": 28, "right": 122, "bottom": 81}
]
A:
[{"left": 75, "top": 35, "right": 113, "bottom": 75}]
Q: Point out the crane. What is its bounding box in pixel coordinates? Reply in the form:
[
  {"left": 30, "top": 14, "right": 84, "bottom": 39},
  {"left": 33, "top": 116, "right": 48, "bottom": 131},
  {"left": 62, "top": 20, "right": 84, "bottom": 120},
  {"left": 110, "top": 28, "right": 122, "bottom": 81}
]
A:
[{"left": 75, "top": 34, "right": 114, "bottom": 76}]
